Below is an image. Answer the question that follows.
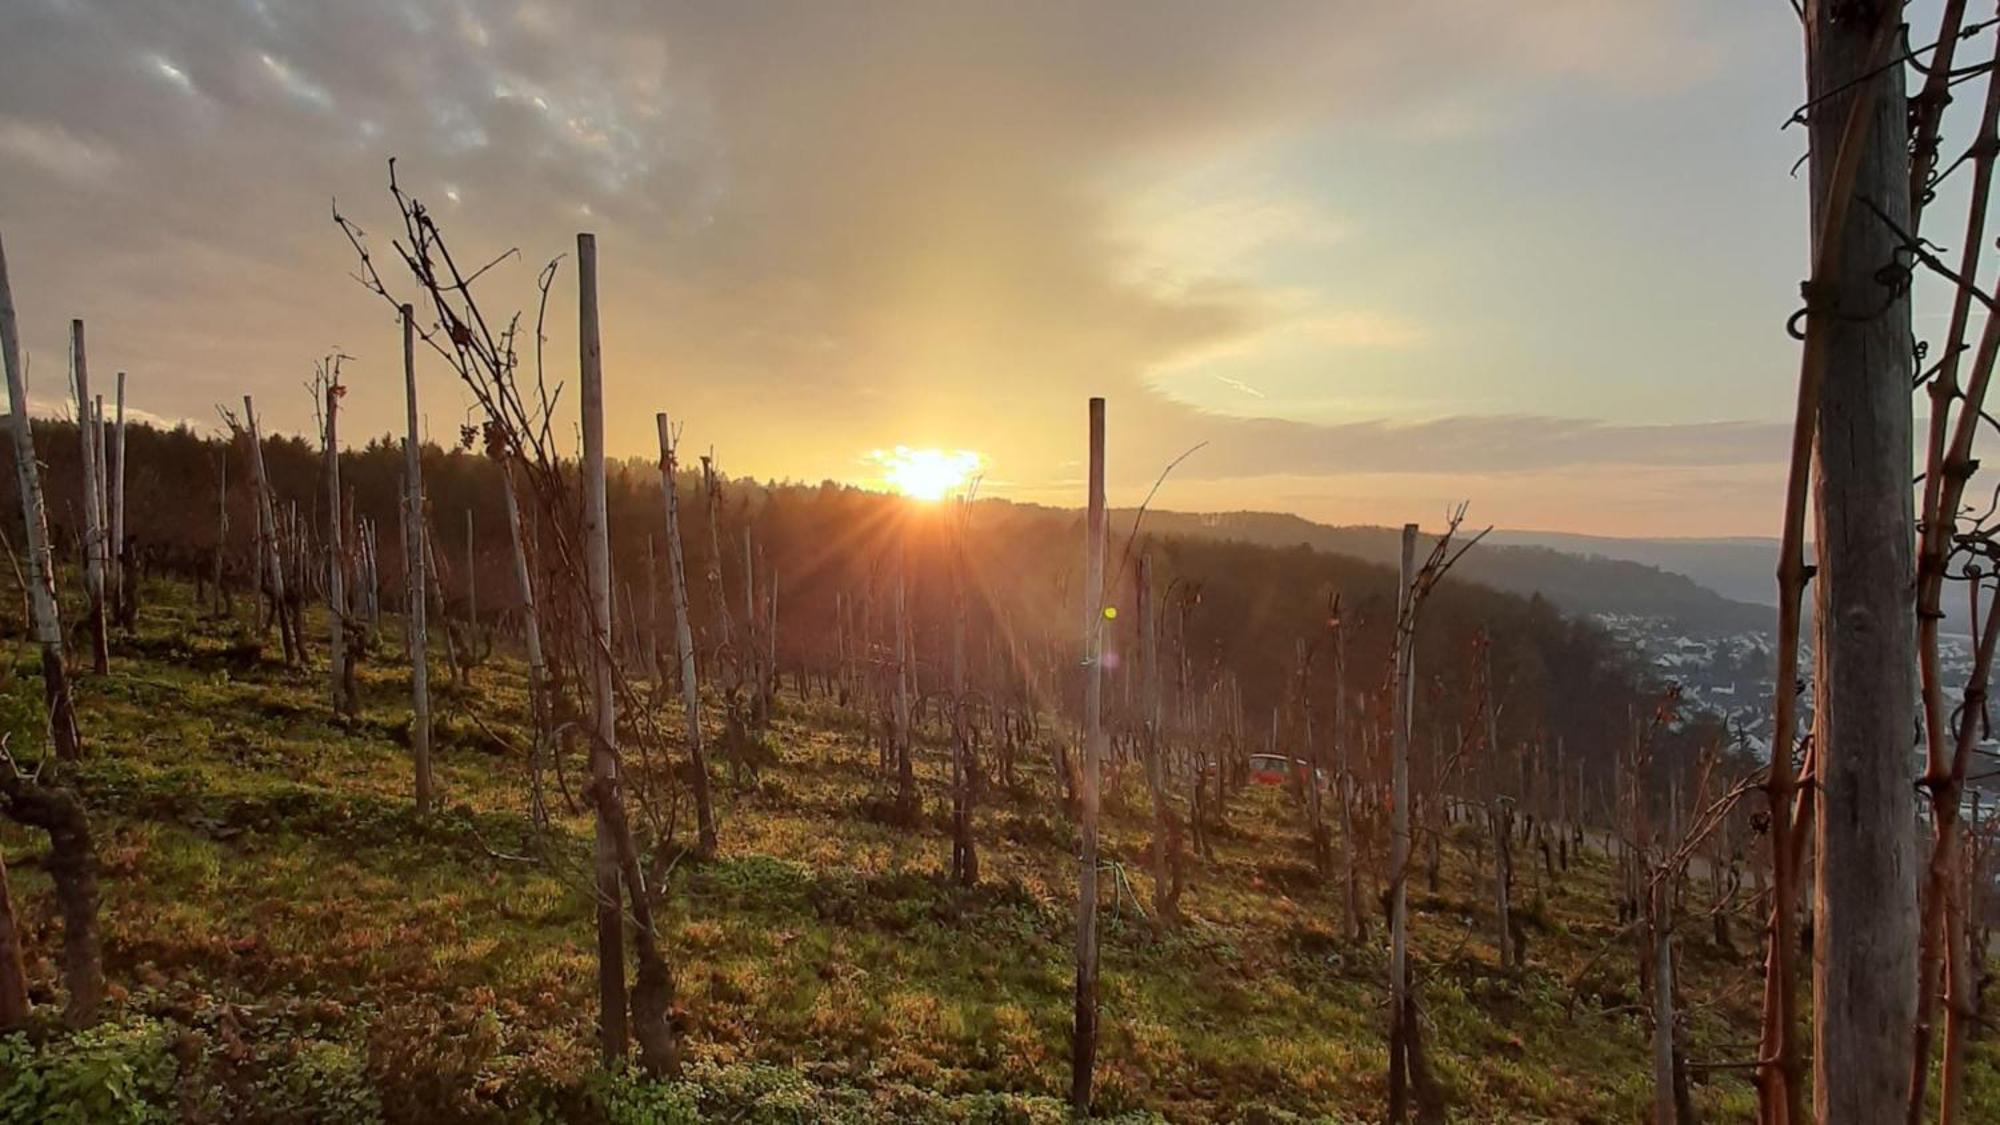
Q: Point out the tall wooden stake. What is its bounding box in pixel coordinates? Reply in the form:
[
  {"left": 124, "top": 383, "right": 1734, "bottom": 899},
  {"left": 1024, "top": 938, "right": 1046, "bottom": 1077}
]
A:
[
  {"left": 577, "top": 232, "right": 628, "bottom": 1066},
  {"left": 110, "top": 373, "right": 127, "bottom": 630},
  {"left": 1332, "top": 599, "right": 1362, "bottom": 941},
  {"left": 1070, "top": 395, "right": 1106, "bottom": 1114},
  {"left": 69, "top": 322, "right": 106, "bottom": 674},
  {"left": 1759, "top": 8, "right": 1902, "bottom": 1122},
  {"left": 242, "top": 396, "right": 295, "bottom": 666},
  {"left": 1808, "top": 4, "right": 1918, "bottom": 1122},
  {"left": 501, "top": 464, "right": 550, "bottom": 826},
  {"left": 0, "top": 235, "right": 80, "bottom": 759},
  {"left": 212, "top": 450, "right": 228, "bottom": 616},
  {"left": 324, "top": 374, "right": 354, "bottom": 716},
  {"left": 1389, "top": 524, "right": 1416, "bottom": 1122},
  {"left": 656, "top": 412, "right": 717, "bottom": 859},
  {"left": 400, "top": 307, "right": 433, "bottom": 814}
]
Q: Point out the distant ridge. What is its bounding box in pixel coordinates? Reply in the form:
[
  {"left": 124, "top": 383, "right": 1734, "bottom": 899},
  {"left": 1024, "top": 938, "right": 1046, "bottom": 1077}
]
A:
[
  {"left": 1115, "top": 509, "right": 1773, "bottom": 636},
  {"left": 1479, "top": 530, "right": 1780, "bottom": 608}
]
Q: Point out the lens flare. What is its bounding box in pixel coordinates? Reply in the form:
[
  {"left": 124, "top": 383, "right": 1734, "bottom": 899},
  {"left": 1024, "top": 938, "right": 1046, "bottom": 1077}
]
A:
[{"left": 868, "top": 446, "right": 982, "bottom": 502}]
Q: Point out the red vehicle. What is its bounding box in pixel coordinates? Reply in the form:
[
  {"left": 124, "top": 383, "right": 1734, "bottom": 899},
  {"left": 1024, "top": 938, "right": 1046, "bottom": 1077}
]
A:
[{"left": 1248, "top": 753, "right": 1325, "bottom": 788}]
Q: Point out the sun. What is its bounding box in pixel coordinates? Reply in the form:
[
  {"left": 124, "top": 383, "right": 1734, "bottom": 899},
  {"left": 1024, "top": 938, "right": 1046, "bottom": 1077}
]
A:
[{"left": 870, "top": 446, "right": 983, "bottom": 502}]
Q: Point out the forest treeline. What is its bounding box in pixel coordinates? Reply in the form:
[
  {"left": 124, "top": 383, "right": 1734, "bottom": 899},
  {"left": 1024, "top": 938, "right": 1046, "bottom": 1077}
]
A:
[{"left": 0, "top": 415, "right": 1730, "bottom": 807}]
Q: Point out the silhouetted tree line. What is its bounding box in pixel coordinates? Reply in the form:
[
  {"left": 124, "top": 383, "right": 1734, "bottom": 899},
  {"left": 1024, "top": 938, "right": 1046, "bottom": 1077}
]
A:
[{"left": 0, "top": 417, "right": 1728, "bottom": 805}]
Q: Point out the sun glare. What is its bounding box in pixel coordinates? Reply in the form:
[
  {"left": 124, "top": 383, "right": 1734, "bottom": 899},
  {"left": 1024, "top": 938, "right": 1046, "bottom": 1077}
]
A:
[{"left": 870, "top": 446, "right": 982, "bottom": 502}]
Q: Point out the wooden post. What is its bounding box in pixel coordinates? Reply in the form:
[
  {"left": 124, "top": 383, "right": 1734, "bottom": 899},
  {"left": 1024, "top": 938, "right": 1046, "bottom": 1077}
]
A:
[
  {"left": 643, "top": 535, "right": 660, "bottom": 681},
  {"left": 366, "top": 518, "right": 381, "bottom": 629},
  {"left": 577, "top": 233, "right": 629, "bottom": 1066},
  {"left": 110, "top": 373, "right": 127, "bottom": 630},
  {"left": 212, "top": 450, "right": 228, "bottom": 616},
  {"left": 1300, "top": 637, "right": 1329, "bottom": 878},
  {"left": 1485, "top": 641, "right": 1515, "bottom": 969},
  {"left": 741, "top": 531, "right": 758, "bottom": 702},
  {"left": 70, "top": 322, "right": 107, "bottom": 674},
  {"left": 656, "top": 412, "right": 717, "bottom": 859},
  {"left": 423, "top": 512, "right": 463, "bottom": 685},
  {"left": 242, "top": 395, "right": 295, "bottom": 666},
  {"left": 1070, "top": 395, "right": 1106, "bottom": 1114},
  {"left": 1756, "top": 7, "right": 1903, "bottom": 1122},
  {"left": 0, "top": 235, "right": 80, "bottom": 759},
  {"left": 324, "top": 374, "right": 354, "bottom": 716},
  {"left": 950, "top": 501, "right": 975, "bottom": 886},
  {"left": 0, "top": 241, "right": 37, "bottom": 1020},
  {"left": 1139, "top": 553, "right": 1177, "bottom": 924},
  {"left": 464, "top": 508, "right": 477, "bottom": 639},
  {"left": 400, "top": 307, "right": 433, "bottom": 814},
  {"left": 700, "top": 456, "right": 734, "bottom": 664},
  {"left": 1389, "top": 523, "right": 1416, "bottom": 1122},
  {"left": 765, "top": 560, "right": 778, "bottom": 715},
  {"left": 501, "top": 464, "right": 550, "bottom": 826},
  {"left": 91, "top": 394, "right": 106, "bottom": 565},
  {"left": 1333, "top": 599, "right": 1362, "bottom": 941},
  {"left": 1652, "top": 872, "right": 1678, "bottom": 1125},
  {"left": 893, "top": 533, "right": 915, "bottom": 818},
  {"left": 1807, "top": 6, "right": 1918, "bottom": 1123}
]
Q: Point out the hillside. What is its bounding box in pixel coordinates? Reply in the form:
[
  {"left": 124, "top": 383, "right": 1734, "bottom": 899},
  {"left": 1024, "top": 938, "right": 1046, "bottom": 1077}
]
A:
[
  {"left": 1118, "top": 510, "right": 1770, "bottom": 637},
  {"left": 0, "top": 580, "right": 1852, "bottom": 1121},
  {"left": 1479, "top": 532, "right": 1780, "bottom": 611}
]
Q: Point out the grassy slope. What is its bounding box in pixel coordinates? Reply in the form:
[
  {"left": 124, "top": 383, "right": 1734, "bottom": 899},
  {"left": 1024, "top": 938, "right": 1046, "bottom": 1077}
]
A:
[{"left": 0, "top": 580, "right": 1990, "bottom": 1122}]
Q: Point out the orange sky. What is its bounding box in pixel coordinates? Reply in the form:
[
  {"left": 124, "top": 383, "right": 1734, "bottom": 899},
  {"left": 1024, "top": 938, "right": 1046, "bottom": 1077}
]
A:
[{"left": 0, "top": 1, "right": 1917, "bottom": 537}]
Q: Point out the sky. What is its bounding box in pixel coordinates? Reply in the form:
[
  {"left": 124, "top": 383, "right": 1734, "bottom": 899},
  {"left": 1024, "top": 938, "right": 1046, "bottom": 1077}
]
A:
[{"left": 0, "top": 0, "right": 1872, "bottom": 536}]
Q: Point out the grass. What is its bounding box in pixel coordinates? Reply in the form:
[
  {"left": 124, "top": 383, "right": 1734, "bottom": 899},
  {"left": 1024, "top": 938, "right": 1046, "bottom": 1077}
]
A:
[{"left": 0, "top": 577, "right": 1990, "bottom": 1121}]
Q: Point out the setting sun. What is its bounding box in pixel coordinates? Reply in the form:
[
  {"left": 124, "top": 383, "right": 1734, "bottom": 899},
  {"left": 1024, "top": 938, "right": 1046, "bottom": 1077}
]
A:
[{"left": 870, "top": 446, "right": 983, "bottom": 502}]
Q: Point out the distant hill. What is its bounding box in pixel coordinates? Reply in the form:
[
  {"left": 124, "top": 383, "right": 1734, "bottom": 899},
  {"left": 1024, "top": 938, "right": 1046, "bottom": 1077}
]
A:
[
  {"left": 1481, "top": 530, "right": 1780, "bottom": 608},
  {"left": 1118, "top": 509, "right": 1774, "bottom": 636}
]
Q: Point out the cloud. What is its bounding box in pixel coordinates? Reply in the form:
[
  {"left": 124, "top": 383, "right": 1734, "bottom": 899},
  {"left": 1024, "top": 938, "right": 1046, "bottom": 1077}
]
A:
[
  {"left": 0, "top": 117, "right": 118, "bottom": 181},
  {"left": 0, "top": 0, "right": 1759, "bottom": 535},
  {"left": 1166, "top": 414, "right": 1789, "bottom": 479}
]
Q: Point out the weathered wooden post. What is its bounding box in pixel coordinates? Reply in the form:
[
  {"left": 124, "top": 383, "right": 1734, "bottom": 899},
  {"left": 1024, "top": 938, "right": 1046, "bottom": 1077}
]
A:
[
  {"left": 0, "top": 238, "right": 100, "bottom": 1030},
  {"left": 1071, "top": 395, "right": 1106, "bottom": 1114},
  {"left": 323, "top": 373, "right": 355, "bottom": 716},
  {"left": 1805, "top": 6, "right": 1918, "bottom": 1123},
  {"left": 1390, "top": 523, "right": 1416, "bottom": 1121},
  {"left": 91, "top": 394, "right": 107, "bottom": 567},
  {"left": 950, "top": 500, "right": 975, "bottom": 886},
  {"left": 1138, "top": 552, "right": 1178, "bottom": 924},
  {"left": 656, "top": 412, "right": 717, "bottom": 859},
  {"left": 1484, "top": 640, "right": 1515, "bottom": 969},
  {"left": 1332, "top": 597, "right": 1362, "bottom": 941},
  {"left": 212, "top": 449, "right": 229, "bottom": 616},
  {"left": 399, "top": 306, "right": 433, "bottom": 814},
  {"left": 110, "top": 373, "right": 128, "bottom": 630},
  {"left": 69, "top": 322, "right": 107, "bottom": 673},
  {"left": 643, "top": 535, "right": 661, "bottom": 681},
  {"left": 501, "top": 464, "right": 550, "bottom": 826},
  {"left": 893, "top": 534, "right": 915, "bottom": 818},
  {"left": 1, "top": 236, "right": 80, "bottom": 759},
  {"left": 463, "top": 508, "right": 477, "bottom": 640},
  {"left": 577, "top": 232, "right": 629, "bottom": 1066},
  {"left": 242, "top": 395, "right": 296, "bottom": 665}
]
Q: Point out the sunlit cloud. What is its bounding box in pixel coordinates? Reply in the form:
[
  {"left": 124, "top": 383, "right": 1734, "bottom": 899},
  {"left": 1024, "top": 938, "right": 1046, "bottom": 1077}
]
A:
[
  {"left": 0, "top": 117, "right": 118, "bottom": 181},
  {"left": 146, "top": 53, "right": 197, "bottom": 97},
  {"left": 1299, "top": 310, "right": 1426, "bottom": 350},
  {"left": 1212, "top": 374, "right": 1266, "bottom": 399},
  {"left": 259, "top": 52, "right": 334, "bottom": 111}
]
